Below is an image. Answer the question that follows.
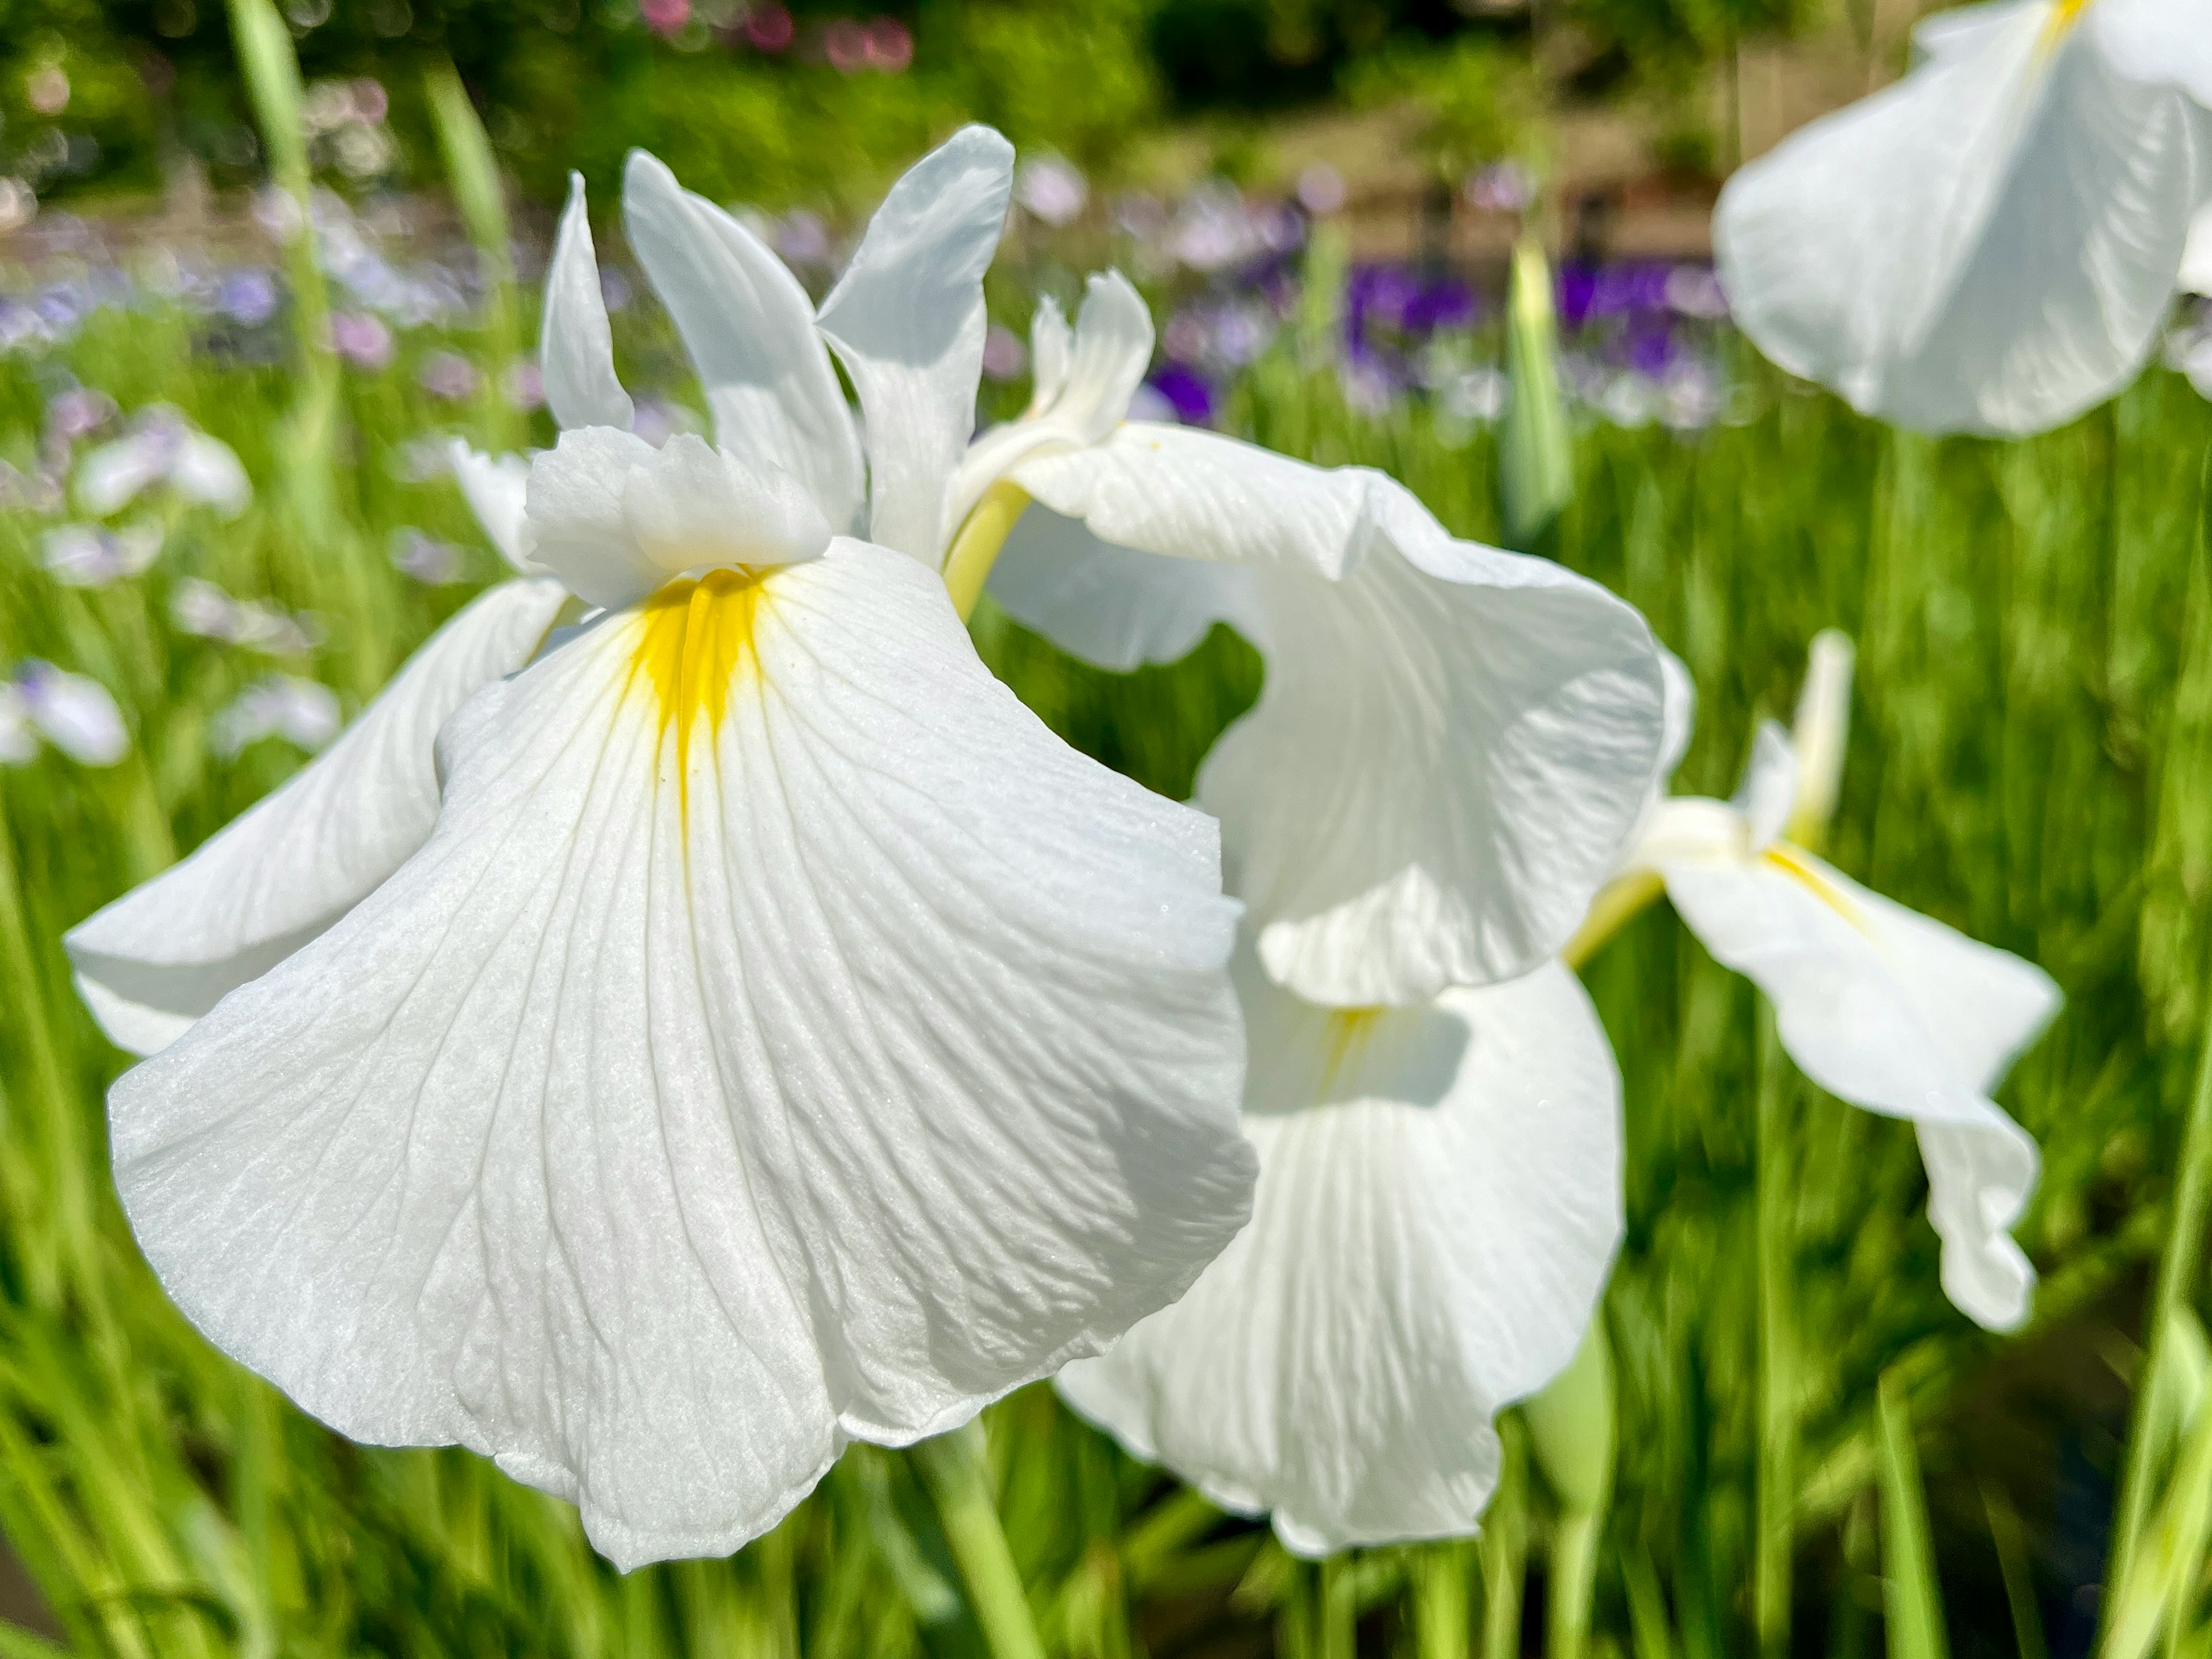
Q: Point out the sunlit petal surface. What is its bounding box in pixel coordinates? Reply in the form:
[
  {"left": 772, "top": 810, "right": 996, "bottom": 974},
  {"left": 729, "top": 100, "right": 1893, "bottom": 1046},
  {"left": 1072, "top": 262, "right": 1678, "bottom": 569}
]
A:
[
  {"left": 1715, "top": 0, "right": 2212, "bottom": 434},
  {"left": 67, "top": 578, "right": 570, "bottom": 1056},
  {"left": 1059, "top": 960, "right": 1620, "bottom": 1554},
  {"left": 541, "top": 173, "right": 635, "bottom": 433},
  {"left": 111, "top": 541, "right": 1255, "bottom": 1567}
]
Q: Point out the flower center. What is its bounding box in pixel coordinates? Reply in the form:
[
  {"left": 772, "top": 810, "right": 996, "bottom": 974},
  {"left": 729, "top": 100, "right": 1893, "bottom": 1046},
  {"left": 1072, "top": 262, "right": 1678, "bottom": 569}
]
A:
[
  {"left": 631, "top": 568, "right": 769, "bottom": 776},
  {"left": 2041, "top": 0, "right": 2094, "bottom": 48}
]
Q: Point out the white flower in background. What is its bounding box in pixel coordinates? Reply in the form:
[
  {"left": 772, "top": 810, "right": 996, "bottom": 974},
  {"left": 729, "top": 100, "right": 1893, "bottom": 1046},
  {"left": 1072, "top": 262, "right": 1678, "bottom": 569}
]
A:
[
  {"left": 1014, "top": 152, "right": 1089, "bottom": 228},
  {"left": 1058, "top": 950, "right": 1625, "bottom": 1554},
  {"left": 1625, "top": 637, "right": 2061, "bottom": 1331},
  {"left": 212, "top": 675, "right": 343, "bottom": 758},
  {"left": 388, "top": 528, "right": 469, "bottom": 586},
  {"left": 75, "top": 406, "right": 251, "bottom": 518},
  {"left": 1714, "top": 0, "right": 2212, "bottom": 435},
  {"left": 69, "top": 129, "right": 1258, "bottom": 1570},
  {"left": 40, "top": 521, "right": 163, "bottom": 588},
  {"left": 169, "top": 579, "right": 321, "bottom": 656},
  {"left": 973, "top": 272, "right": 1669, "bottom": 1006},
  {"left": 1, "top": 662, "right": 127, "bottom": 767}
]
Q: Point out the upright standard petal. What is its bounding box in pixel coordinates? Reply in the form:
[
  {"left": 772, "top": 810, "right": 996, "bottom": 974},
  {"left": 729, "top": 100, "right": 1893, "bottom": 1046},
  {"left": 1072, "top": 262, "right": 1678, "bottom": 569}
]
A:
[
  {"left": 67, "top": 578, "right": 570, "bottom": 1056},
  {"left": 542, "top": 174, "right": 635, "bottom": 434},
  {"left": 1059, "top": 961, "right": 1622, "bottom": 1554},
  {"left": 817, "top": 127, "right": 1014, "bottom": 565},
  {"left": 448, "top": 442, "right": 536, "bottom": 571},
  {"left": 522, "top": 429, "right": 831, "bottom": 611},
  {"left": 1714, "top": 0, "right": 2212, "bottom": 434},
  {"left": 622, "top": 151, "right": 865, "bottom": 533},
  {"left": 1660, "top": 849, "right": 2060, "bottom": 1330},
  {"left": 111, "top": 540, "right": 1254, "bottom": 1568}
]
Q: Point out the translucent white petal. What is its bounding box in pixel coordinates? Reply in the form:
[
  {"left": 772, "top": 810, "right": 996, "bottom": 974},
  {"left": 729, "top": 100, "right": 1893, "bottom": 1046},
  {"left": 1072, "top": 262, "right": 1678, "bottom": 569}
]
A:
[
  {"left": 2090, "top": 0, "right": 2212, "bottom": 107},
  {"left": 1206, "top": 486, "right": 1664, "bottom": 1005},
  {"left": 524, "top": 429, "right": 830, "bottom": 611},
  {"left": 1028, "top": 296, "right": 1073, "bottom": 410},
  {"left": 1787, "top": 630, "right": 1855, "bottom": 836},
  {"left": 541, "top": 174, "right": 635, "bottom": 434},
  {"left": 1657, "top": 646, "right": 1696, "bottom": 783},
  {"left": 67, "top": 578, "right": 569, "bottom": 1056},
  {"left": 172, "top": 434, "right": 252, "bottom": 518},
  {"left": 1058, "top": 960, "right": 1621, "bottom": 1554},
  {"left": 817, "top": 127, "right": 1014, "bottom": 565},
  {"left": 448, "top": 442, "right": 536, "bottom": 572},
  {"left": 1012, "top": 424, "right": 1372, "bottom": 578},
  {"left": 111, "top": 541, "right": 1253, "bottom": 1568},
  {"left": 950, "top": 272, "right": 1155, "bottom": 529},
  {"left": 622, "top": 151, "right": 865, "bottom": 532},
  {"left": 1734, "top": 722, "right": 1798, "bottom": 853},
  {"left": 985, "top": 503, "right": 1264, "bottom": 671},
  {"left": 1714, "top": 3, "right": 2212, "bottom": 434},
  {"left": 1660, "top": 850, "right": 2059, "bottom": 1330},
  {"left": 2184, "top": 202, "right": 2212, "bottom": 296}
]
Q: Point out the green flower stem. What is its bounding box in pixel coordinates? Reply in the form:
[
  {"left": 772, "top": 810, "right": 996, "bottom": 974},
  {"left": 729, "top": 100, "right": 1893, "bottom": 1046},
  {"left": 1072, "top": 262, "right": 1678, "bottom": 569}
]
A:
[
  {"left": 1753, "top": 1005, "right": 1797, "bottom": 1657},
  {"left": 911, "top": 1422, "right": 1046, "bottom": 1659},
  {"left": 2105, "top": 1015, "right": 2212, "bottom": 1618},
  {"left": 423, "top": 55, "right": 524, "bottom": 452},
  {"left": 227, "top": 0, "right": 340, "bottom": 532},
  {"left": 1411, "top": 1542, "right": 1471, "bottom": 1659},
  {"left": 1478, "top": 1420, "right": 1528, "bottom": 1659}
]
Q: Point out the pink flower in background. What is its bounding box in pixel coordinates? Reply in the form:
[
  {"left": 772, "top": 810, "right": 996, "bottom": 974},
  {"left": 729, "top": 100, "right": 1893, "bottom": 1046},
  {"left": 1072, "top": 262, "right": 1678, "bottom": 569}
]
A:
[
  {"left": 1016, "top": 154, "right": 1088, "bottom": 228},
  {"left": 331, "top": 311, "right": 395, "bottom": 370},
  {"left": 417, "top": 350, "right": 478, "bottom": 401},
  {"left": 1295, "top": 162, "right": 1344, "bottom": 216},
  {"left": 866, "top": 17, "right": 912, "bottom": 70},
  {"left": 980, "top": 324, "right": 1027, "bottom": 380},
  {"left": 26, "top": 67, "right": 70, "bottom": 116},
  {"left": 745, "top": 2, "right": 793, "bottom": 50},
  {"left": 1464, "top": 161, "right": 1535, "bottom": 214},
  {"left": 825, "top": 19, "right": 868, "bottom": 73},
  {"left": 503, "top": 359, "right": 545, "bottom": 412},
  {"left": 639, "top": 0, "right": 689, "bottom": 33}
]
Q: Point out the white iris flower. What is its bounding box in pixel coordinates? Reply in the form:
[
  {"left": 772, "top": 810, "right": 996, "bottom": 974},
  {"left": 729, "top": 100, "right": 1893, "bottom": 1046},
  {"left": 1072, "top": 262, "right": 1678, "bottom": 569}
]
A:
[
  {"left": 68, "top": 129, "right": 1260, "bottom": 1569},
  {"left": 978, "top": 273, "right": 1670, "bottom": 1006},
  {"left": 1714, "top": 0, "right": 2212, "bottom": 435},
  {"left": 976, "top": 278, "right": 1666, "bottom": 1552},
  {"left": 1624, "top": 639, "right": 2062, "bottom": 1331}
]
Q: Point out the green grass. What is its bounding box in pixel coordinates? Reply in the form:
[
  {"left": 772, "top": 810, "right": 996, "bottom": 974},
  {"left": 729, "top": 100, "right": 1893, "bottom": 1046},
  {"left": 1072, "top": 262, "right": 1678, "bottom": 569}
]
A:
[{"left": 3, "top": 298, "right": 2211, "bottom": 1656}]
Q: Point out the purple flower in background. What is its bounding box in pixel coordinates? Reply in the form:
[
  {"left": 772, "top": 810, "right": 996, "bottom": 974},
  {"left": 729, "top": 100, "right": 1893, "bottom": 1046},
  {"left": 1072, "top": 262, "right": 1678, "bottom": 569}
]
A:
[
  {"left": 1665, "top": 264, "right": 1730, "bottom": 320},
  {"left": 46, "top": 386, "right": 117, "bottom": 444},
  {"left": 1464, "top": 161, "right": 1535, "bottom": 214},
  {"left": 171, "top": 579, "right": 321, "bottom": 656},
  {"left": 40, "top": 521, "right": 162, "bottom": 587},
  {"left": 504, "top": 360, "right": 545, "bottom": 413},
  {"left": 629, "top": 397, "right": 703, "bottom": 446},
  {"left": 774, "top": 211, "right": 831, "bottom": 269},
  {"left": 1147, "top": 364, "right": 1216, "bottom": 427},
  {"left": 418, "top": 350, "right": 478, "bottom": 401},
  {"left": 1624, "top": 317, "right": 1679, "bottom": 380},
  {"left": 218, "top": 270, "right": 281, "bottom": 327},
  {"left": 212, "top": 675, "right": 341, "bottom": 759},
  {"left": 1016, "top": 154, "right": 1089, "bottom": 228},
  {"left": 2, "top": 662, "right": 127, "bottom": 767},
  {"left": 1660, "top": 358, "right": 1728, "bottom": 431},
  {"left": 331, "top": 311, "right": 395, "bottom": 370}
]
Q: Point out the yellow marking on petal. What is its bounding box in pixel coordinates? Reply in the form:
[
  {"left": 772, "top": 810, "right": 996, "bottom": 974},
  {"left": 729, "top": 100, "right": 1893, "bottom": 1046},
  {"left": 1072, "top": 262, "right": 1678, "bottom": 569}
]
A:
[
  {"left": 2040, "top": 0, "right": 2094, "bottom": 51},
  {"left": 1320, "top": 1006, "right": 1389, "bottom": 1088},
  {"left": 630, "top": 568, "right": 769, "bottom": 785},
  {"left": 1762, "top": 841, "right": 1869, "bottom": 935}
]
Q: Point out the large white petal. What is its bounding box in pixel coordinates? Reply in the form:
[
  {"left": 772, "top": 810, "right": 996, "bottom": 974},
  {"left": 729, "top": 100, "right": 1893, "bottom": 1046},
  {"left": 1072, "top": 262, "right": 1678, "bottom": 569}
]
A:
[
  {"left": 817, "top": 127, "right": 1013, "bottom": 565},
  {"left": 524, "top": 429, "right": 830, "bottom": 611},
  {"left": 1012, "top": 424, "right": 1372, "bottom": 579},
  {"left": 1714, "top": 1, "right": 2212, "bottom": 435},
  {"left": 541, "top": 174, "right": 635, "bottom": 434},
  {"left": 1205, "top": 486, "right": 1663, "bottom": 1005},
  {"left": 985, "top": 503, "right": 1264, "bottom": 672},
  {"left": 67, "top": 578, "right": 569, "bottom": 1056},
  {"left": 622, "top": 151, "right": 865, "bottom": 533},
  {"left": 2184, "top": 202, "right": 2212, "bottom": 296},
  {"left": 2090, "top": 0, "right": 2212, "bottom": 107},
  {"left": 1660, "top": 850, "right": 2060, "bottom": 1330},
  {"left": 111, "top": 541, "right": 1254, "bottom": 1567},
  {"left": 1058, "top": 960, "right": 1621, "bottom": 1554}
]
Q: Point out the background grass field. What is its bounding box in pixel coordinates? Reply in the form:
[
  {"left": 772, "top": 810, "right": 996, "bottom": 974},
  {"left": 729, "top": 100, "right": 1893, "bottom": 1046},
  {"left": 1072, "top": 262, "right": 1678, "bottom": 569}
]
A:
[{"left": 3, "top": 268, "right": 2211, "bottom": 1656}]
